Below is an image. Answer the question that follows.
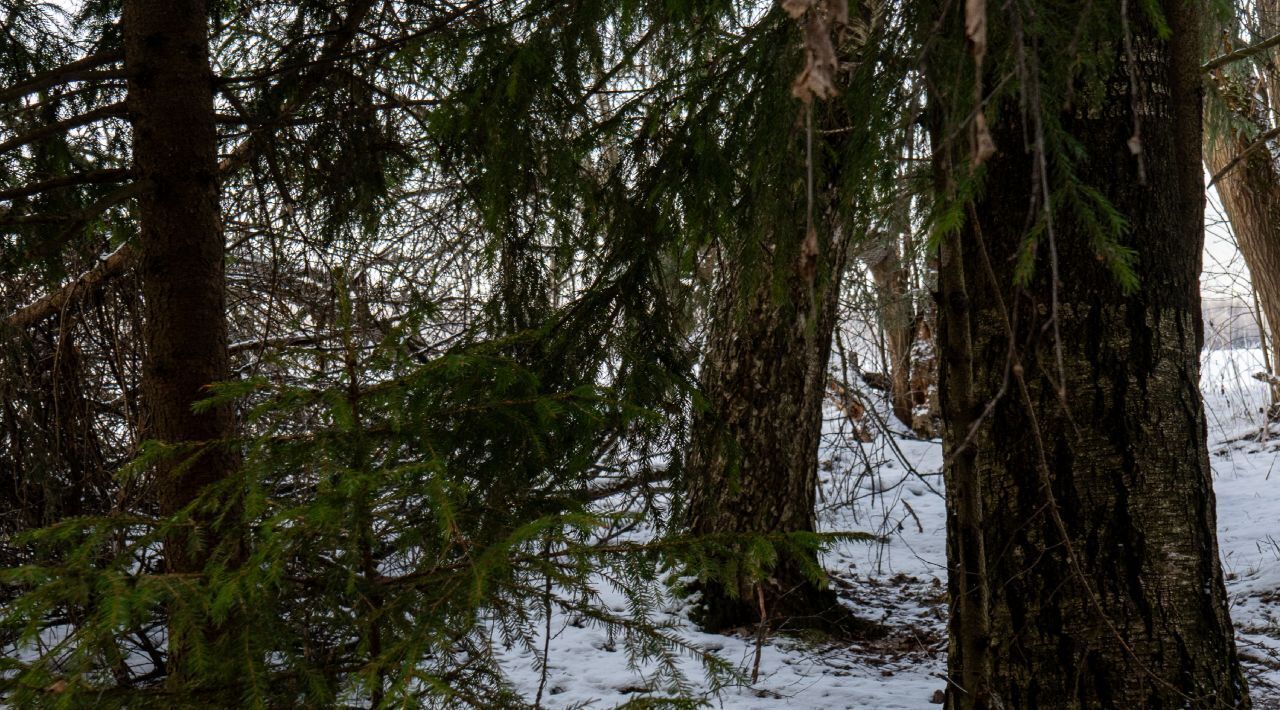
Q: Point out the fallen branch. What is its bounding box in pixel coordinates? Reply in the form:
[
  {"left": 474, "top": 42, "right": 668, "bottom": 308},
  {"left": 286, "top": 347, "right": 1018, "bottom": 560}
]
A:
[
  {"left": 1253, "top": 371, "right": 1280, "bottom": 387},
  {"left": 3, "top": 244, "right": 135, "bottom": 331}
]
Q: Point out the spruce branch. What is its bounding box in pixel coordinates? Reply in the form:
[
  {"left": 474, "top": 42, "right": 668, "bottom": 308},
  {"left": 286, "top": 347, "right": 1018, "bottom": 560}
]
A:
[
  {"left": 0, "top": 102, "right": 127, "bottom": 156},
  {"left": 0, "top": 168, "right": 132, "bottom": 202},
  {"left": 0, "top": 50, "right": 125, "bottom": 104}
]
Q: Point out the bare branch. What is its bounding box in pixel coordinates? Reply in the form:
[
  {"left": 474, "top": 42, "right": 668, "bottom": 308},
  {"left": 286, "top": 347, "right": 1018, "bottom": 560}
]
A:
[
  {"left": 1, "top": 180, "right": 140, "bottom": 229},
  {"left": 1207, "top": 123, "right": 1280, "bottom": 188},
  {"left": 3, "top": 244, "right": 136, "bottom": 331},
  {"left": 0, "top": 102, "right": 127, "bottom": 156},
  {"left": 217, "top": 0, "right": 377, "bottom": 174},
  {"left": 3, "top": 0, "right": 385, "bottom": 332},
  {"left": 0, "top": 168, "right": 132, "bottom": 202},
  {"left": 0, "top": 51, "right": 125, "bottom": 104},
  {"left": 1204, "top": 31, "right": 1280, "bottom": 73},
  {"left": 1254, "top": 371, "right": 1280, "bottom": 387},
  {"left": 0, "top": 213, "right": 76, "bottom": 226}
]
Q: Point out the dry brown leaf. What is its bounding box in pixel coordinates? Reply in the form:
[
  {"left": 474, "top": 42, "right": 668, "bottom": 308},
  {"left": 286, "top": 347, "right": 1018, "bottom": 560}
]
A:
[
  {"left": 781, "top": 0, "right": 815, "bottom": 19},
  {"left": 45, "top": 679, "right": 68, "bottom": 694},
  {"left": 792, "top": 14, "right": 840, "bottom": 103},
  {"left": 791, "top": 59, "right": 839, "bottom": 103},
  {"left": 965, "top": 0, "right": 987, "bottom": 60},
  {"left": 799, "top": 225, "right": 820, "bottom": 282},
  {"left": 974, "top": 112, "right": 996, "bottom": 165}
]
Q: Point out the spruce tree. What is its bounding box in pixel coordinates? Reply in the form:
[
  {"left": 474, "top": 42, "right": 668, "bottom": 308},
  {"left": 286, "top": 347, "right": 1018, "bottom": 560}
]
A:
[
  {"left": 122, "top": 0, "right": 241, "bottom": 687},
  {"left": 680, "top": 0, "right": 916, "bottom": 634},
  {"left": 0, "top": 1, "right": 797, "bottom": 703}
]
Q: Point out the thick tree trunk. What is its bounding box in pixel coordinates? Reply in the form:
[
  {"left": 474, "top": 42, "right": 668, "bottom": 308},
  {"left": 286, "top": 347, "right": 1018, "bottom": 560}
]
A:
[
  {"left": 685, "top": 224, "right": 863, "bottom": 633},
  {"left": 935, "top": 2, "right": 1249, "bottom": 707},
  {"left": 123, "top": 0, "right": 238, "bottom": 684}
]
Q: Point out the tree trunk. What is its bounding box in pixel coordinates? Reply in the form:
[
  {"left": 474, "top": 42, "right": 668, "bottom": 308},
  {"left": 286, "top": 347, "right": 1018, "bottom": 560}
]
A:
[
  {"left": 686, "top": 233, "right": 839, "bottom": 631},
  {"left": 908, "top": 311, "right": 940, "bottom": 438},
  {"left": 123, "top": 0, "right": 238, "bottom": 685},
  {"left": 685, "top": 214, "right": 880, "bottom": 637},
  {"left": 1205, "top": 129, "right": 1280, "bottom": 412},
  {"left": 864, "top": 225, "right": 941, "bottom": 438},
  {"left": 934, "top": 2, "right": 1250, "bottom": 707},
  {"left": 867, "top": 241, "right": 918, "bottom": 429},
  {"left": 1205, "top": 1, "right": 1280, "bottom": 414}
]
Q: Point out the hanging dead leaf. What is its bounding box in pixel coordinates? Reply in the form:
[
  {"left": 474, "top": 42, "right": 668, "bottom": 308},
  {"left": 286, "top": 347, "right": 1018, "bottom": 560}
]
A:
[
  {"left": 965, "top": 0, "right": 987, "bottom": 61},
  {"left": 781, "top": 0, "right": 815, "bottom": 19},
  {"left": 799, "top": 225, "right": 820, "bottom": 282},
  {"left": 805, "top": 14, "right": 838, "bottom": 71},
  {"left": 791, "top": 14, "right": 840, "bottom": 103},
  {"left": 974, "top": 112, "right": 996, "bottom": 165},
  {"left": 792, "top": 59, "right": 838, "bottom": 103}
]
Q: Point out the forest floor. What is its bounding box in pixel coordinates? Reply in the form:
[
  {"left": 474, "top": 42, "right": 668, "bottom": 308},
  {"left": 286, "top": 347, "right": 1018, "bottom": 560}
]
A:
[{"left": 501, "top": 348, "right": 1280, "bottom": 709}]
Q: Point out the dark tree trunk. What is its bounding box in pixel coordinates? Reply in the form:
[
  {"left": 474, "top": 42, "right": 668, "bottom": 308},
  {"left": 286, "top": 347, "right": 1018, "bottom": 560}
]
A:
[
  {"left": 685, "top": 230, "right": 845, "bottom": 632},
  {"left": 685, "top": 208, "right": 881, "bottom": 637},
  {"left": 123, "top": 0, "right": 239, "bottom": 684},
  {"left": 496, "top": 232, "right": 549, "bottom": 337},
  {"left": 934, "top": 2, "right": 1250, "bottom": 707}
]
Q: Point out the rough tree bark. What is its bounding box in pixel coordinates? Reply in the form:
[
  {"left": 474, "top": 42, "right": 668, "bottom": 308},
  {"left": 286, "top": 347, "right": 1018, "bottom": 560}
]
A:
[
  {"left": 684, "top": 213, "right": 868, "bottom": 633},
  {"left": 934, "top": 1, "right": 1250, "bottom": 707},
  {"left": 685, "top": 8, "right": 891, "bottom": 634},
  {"left": 123, "top": 0, "right": 239, "bottom": 685}
]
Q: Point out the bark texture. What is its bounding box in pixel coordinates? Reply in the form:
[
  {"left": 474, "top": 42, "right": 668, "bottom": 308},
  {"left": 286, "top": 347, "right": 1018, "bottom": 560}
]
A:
[
  {"left": 935, "top": 2, "right": 1249, "bottom": 707},
  {"left": 123, "top": 0, "right": 238, "bottom": 683},
  {"left": 863, "top": 227, "right": 940, "bottom": 438},
  {"left": 685, "top": 222, "right": 861, "bottom": 632}
]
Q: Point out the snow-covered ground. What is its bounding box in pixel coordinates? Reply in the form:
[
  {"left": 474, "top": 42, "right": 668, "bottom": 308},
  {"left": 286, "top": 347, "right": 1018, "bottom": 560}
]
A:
[
  {"left": 1206, "top": 349, "right": 1280, "bottom": 706},
  {"left": 502, "top": 348, "right": 1280, "bottom": 708}
]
